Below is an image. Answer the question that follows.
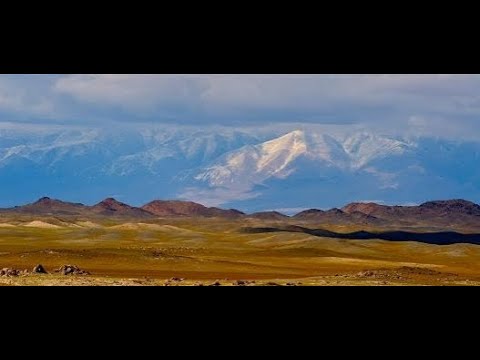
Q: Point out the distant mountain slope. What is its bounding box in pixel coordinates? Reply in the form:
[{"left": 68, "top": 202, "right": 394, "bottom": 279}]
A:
[
  {"left": 247, "top": 211, "right": 290, "bottom": 220},
  {"left": 141, "top": 200, "right": 244, "bottom": 218},
  {"left": 1, "top": 123, "right": 480, "bottom": 211},
  {"left": 342, "top": 199, "right": 480, "bottom": 226},
  {"left": 1, "top": 196, "right": 480, "bottom": 229},
  {"left": 293, "top": 208, "right": 383, "bottom": 225},
  {"left": 5, "top": 197, "right": 87, "bottom": 215},
  {"left": 91, "top": 198, "right": 152, "bottom": 217}
]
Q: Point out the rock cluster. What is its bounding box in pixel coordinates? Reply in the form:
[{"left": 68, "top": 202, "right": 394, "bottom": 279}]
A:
[
  {"left": 56, "top": 265, "right": 90, "bottom": 275},
  {"left": 232, "top": 280, "right": 256, "bottom": 286},
  {"left": 0, "top": 268, "right": 27, "bottom": 277},
  {"left": 163, "top": 277, "right": 185, "bottom": 286}
]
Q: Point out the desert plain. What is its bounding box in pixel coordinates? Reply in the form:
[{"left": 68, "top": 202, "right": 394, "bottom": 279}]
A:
[{"left": 1, "top": 203, "right": 480, "bottom": 286}]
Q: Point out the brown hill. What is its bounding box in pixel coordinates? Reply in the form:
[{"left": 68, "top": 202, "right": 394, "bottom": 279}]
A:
[
  {"left": 5, "top": 197, "right": 87, "bottom": 215},
  {"left": 419, "top": 199, "right": 480, "bottom": 216},
  {"left": 141, "top": 200, "right": 245, "bottom": 218},
  {"left": 91, "top": 198, "right": 152, "bottom": 217},
  {"left": 293, "top": 208, "right": 381, "bottom": 225},
  {"left": 248, "top": 211, "right": 289, "bottom": 220},
  {"left": 342, "top": 199, "right": 480, "bottom": 226}
]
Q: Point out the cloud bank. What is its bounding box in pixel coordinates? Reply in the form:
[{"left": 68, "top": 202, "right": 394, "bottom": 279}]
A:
[{"left": 0, "top": 74, "right": 480, "bottom": 139}]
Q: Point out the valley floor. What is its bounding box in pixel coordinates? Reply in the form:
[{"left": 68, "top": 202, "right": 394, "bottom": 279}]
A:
[{"left": 1, "top": 216, "right": 480, "bottom": 286}]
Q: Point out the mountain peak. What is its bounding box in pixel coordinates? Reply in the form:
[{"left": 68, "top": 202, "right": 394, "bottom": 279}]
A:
[
  {"left": 142, "top": 200, "right": 244, "bottom": 218},
  {"left": 419, "top": 199, "right": 480, "bottom": 215},
  {"left": 12, "top": 197, "right": 86, "bottom": 214},
  {"left": 142, "top": 200, "right": 208, "bottom": 216},
  {"left": 32, "top": 196, "right": 84, "bottom": 207},
  {"left": 100, "top": 197, "right": 121, "bottom": 204},
  {"left": 95, "top": 197, "right": 129, "bottom": 209},
  {"left": 288, "top": 129, "right": 305, "bottom": 137},
  {"left": 420, "top": 199, "right": 475, "bottom": 207},
  {"left": 92, "top": 198, "right": 151, "bottom": 217},
  {"left": 342, "top": 202, "right": 386, "bottom": 215},
  {"left": 33, "top": 197, "right": 55, "bottom": 206},
  {"left": 326, "top": 208, "right": 345, "bottom": 215},
  {"left": 248, "top": 211, "right": 289, "bottom": 220},
  {"left": 293, "top": 209, "right": 325, "bottom": 218}
]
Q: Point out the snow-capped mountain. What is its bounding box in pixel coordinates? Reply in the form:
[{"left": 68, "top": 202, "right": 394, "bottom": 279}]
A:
[
  {"left": 194, "top": 130, "right": 413, "bottom": 188},
  {"left": 0, "top": 122, "right": 479, "bottom": 212},
  {"left": 186, "top": 130, "right": 480, "bottom": 211}
]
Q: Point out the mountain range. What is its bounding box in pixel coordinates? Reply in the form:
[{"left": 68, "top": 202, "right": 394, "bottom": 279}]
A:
[
  {"left": 2, "top": 196, "right": 480, "bottom": 229},
  {"left": 1, "top": 123, "right": 480, "bottom": 211}
]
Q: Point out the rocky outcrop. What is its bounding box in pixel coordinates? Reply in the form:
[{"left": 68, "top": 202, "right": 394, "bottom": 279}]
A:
[
  {"left": 0, "top": 268, "right": 28, "bottom": 277},
  {"left": 32, "top": 264, "right": 47, "bottom": 274},
  {"left": 56, "top": 265, "right": 90, "bottom": 276}
]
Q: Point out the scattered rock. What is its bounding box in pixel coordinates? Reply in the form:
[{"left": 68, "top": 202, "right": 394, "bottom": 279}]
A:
[
  {"left": 209, "top": 280, "right": 221, "bottom": 286},
  {"left": 265, "top": 282, "right": 282, "bottom": 286},
  {"left": 357, "top": 270, "right": 376, "bottom": 277},
  {"left": 33, "top": 264, "right": 47, "bottom": 274},
  {"left": 56, "top": 265, "right": 90, "bottom": 276},
  {"left": 0, "top": 268, "right": 21, "bottom": 277},
  {"left": 232, "top": 280, "right": 257, "bottom": 286},
  {"left": 233, "top": 280, "right": 246, "bottom": 286},
  {"left": 398, "top": 266, "right": 444, "bottom": 276},
  {"left": 169, "top": 277, "right": 184, "bottom": 282}
]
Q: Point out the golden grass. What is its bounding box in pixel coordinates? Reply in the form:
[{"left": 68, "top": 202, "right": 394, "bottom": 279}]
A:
[{"left": 0, "top": 216, "right": 480, "bottom": 285}]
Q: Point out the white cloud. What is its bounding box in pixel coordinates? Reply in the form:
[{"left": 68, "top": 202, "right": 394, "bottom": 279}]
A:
[
  {"left": 1, "top": 74, "right": 480, "bottom": 140},
  {"left": 54, "top": 74, "right": 209, "bottom": 112},
  {"left": 0, "top": 76, "right": 56, "bottom": 117},
  {"left": 52, "top": 74, "right": 480, "bottom": 117}
]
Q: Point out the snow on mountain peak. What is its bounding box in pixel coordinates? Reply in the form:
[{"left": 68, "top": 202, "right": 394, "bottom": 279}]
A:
[
  {"left": 193, "top": 129, "right": 416, "bottom": 192},
  {"left": 343, "top": 132, "right": 412, "bottom": 168},
  {"left": 1, "top": 123, "right": 480, "bottom": 211}
]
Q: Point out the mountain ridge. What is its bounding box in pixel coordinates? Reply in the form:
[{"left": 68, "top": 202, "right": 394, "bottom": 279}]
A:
[
  {"left": 2, "top": 125, "right": 480, "bottom": 211},
  {"left": 1, "top": 197, "right": 479, "bottom": 228}
]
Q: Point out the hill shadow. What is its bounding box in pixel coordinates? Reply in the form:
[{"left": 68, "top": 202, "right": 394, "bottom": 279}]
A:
[{"left": 241, "top": 226, "right": 480, "bottom": 245}]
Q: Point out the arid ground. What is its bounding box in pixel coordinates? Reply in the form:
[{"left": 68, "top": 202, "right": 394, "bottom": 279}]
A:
[{"left": 1, "top": 215, "right": 480, "bottom": 286}]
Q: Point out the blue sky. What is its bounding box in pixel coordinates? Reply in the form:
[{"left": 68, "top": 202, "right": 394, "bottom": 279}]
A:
[{"left": 0, "top": 74, "right": 480, "bottom": 139}]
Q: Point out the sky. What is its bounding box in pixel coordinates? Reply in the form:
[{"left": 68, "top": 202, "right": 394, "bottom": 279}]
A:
[{"left": 1, "top": 74, "right": 480, "bottom": 139}]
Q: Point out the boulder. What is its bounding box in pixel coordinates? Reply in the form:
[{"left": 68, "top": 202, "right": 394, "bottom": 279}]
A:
[
  {"left": 33, "top": 264, "right": 47, "bottom": 274},
  {"left": 56, "top": 265, "right": 90, "bottom": 276},
  {"left": 0, "top": 268, "right": 20, "bottom": 277}
]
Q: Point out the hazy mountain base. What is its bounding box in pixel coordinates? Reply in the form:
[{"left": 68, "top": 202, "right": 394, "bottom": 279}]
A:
[{"left": 1, "top": 216, "right": 480, "bottom": 286}]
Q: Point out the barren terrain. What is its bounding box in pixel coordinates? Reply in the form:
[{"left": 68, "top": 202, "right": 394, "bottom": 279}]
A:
[{"left": 1, "top": 214, "right": 480, "bottom": 286}]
